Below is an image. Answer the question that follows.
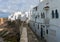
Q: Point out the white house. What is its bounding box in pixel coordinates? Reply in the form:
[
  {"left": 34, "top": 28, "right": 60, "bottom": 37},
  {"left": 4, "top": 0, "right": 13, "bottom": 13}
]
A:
[
  {"left": 8, "top": 12, "right": 21, "bottom": 21},
  {"left": 8, "top": 12, "right": 27, "bottom": 22},
  {"left": 29, "top": 0, "right": 60, "bottom": 42},
  {"left": 8, "top": 14, "right": 15, "bottom": 21}
]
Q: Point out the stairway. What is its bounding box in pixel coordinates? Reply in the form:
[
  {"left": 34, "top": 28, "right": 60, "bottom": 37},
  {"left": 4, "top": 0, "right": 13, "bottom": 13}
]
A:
[{"left": 0, "top": 30, "right": 9, "bottom": 37}]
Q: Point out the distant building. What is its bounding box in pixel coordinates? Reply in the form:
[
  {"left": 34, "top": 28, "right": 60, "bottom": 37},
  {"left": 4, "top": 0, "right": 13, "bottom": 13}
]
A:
[
  {"left": 8, "top": 12, "right": 21, "bottom": 21},
  {"left": 0, "top": 18, "right": 8, "bottom": 25},
  {"left": 8, "top": 11, "right": 27, "bottom": 22}
]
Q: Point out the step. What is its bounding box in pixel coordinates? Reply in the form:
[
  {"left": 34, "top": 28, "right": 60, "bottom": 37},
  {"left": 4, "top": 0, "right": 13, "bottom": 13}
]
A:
[
  {"left": 2, "top": 31, "right": 10, "bottom": 37},
  {"left": 0, "top": 30, "right": 8, "bottom": 36}
]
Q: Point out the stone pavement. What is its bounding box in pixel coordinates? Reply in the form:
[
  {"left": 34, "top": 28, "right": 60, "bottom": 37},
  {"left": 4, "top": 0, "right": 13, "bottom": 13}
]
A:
[
  {"left": 27, "top": 26, "right": 39, "bottom": 42},
  {"left": 20, "top": 23, "right": 45, "bottom": 42},
  {"left": 0, "top": 37, "right": 4, "bottom": 42},
  {"left": 20, "top": 27, "right": 28, "bottom": 42}
]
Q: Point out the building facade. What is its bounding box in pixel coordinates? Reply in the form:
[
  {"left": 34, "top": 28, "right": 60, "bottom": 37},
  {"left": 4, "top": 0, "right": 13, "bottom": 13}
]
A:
[
  {"left": 0, "top": 18, "right": 8, "bottom": 25},
  {"left": 29, "top": 0, "right": 60, "bottom": 42}
]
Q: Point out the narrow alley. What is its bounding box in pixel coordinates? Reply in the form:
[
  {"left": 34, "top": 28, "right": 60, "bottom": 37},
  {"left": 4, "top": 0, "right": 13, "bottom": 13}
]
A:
[
  {"left": 0, "top": 19, "right": 46, "bottom": 42},
  {"left": 20, "top": 22, "right": 45, "bottom": 42}
]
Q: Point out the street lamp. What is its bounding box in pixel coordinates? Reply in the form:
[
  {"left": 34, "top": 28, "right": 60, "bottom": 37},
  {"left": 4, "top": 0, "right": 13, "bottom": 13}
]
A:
[
  {"left": 44, "top": 6, "right": 49, "bottom": 11},
  {"left": 43, "top": 5, "right": 49, "bottom": 25}
]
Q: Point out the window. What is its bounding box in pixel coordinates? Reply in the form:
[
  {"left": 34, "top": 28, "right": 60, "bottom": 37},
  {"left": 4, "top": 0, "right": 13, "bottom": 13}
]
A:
[
  {"left": 46, "top": 29, "right": 48, "bottom": 34},
  {"left": 37, "top": 13, "right": 40, "bottom": 18},
  {"left": 55, "top": 9, "right": 59, "bottom": 18},
  {"left": 38, "top": 23, "right": 39, "bottom": 29},
  {"left": 41, "top": 13, "right": 42, "bottom": 18},
  {"left": 36, "top": 7, "right": 37, "bottom": 11},
  {"left": 33, "top": 6, "right": 37, "bottom": 11},
  {"left": 52, "top": 9, "right": 59, "bottom": 19},
  {"left": 52, "top": 10, "right": 54, "bottom": 18},
  {"left": 35, "top": 16, "right": 37, "bottom": 18},
  {"left": 41, "top": 12, "right": 45, "bottom": 18},
  {"left": 43, "top": 12, "right": 45, "bottom": 18},
  {"left": 41, "top": 25, "right": 43, "bottom": 38}
]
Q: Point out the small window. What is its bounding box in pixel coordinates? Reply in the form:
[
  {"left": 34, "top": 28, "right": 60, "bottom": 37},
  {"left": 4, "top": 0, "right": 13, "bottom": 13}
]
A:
[
  {"left": 41, "top": 25, "right": 43, "bottom": 28},
  {"left": 36, "top": 7, "right": 37, "bottom": 11},
  {"left": 46, "top": 29, "right": 48, "bottom": 34},
  {"left": 35, "top": 16, "right": 37, "bottom": 18},
  {"left": 43, "top": 12, "right": 45, "bottom": 18},
  {"left": 38, "top": 23, "right": 39, "bottom": 29},
  {"left": 37, "top": 13, "right": 40, "bottom": 18},
  {"left": 52, "top": 10, "right": 54, "bottom": 18},
  {"left": 41, "top": 12, "right": 45, "bottom": 18},
  {"left": 55, "top": 9, "right": 59, "bottom": 18}
]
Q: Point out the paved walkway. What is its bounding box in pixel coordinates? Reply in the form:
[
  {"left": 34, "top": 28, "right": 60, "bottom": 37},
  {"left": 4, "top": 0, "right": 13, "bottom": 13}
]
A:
[
  {"left": 20, "top": 23, "right": 39, "bottom": 42},
  {"left": 20, "top": 23, "right": 45, "bottom": 42},
  {"left": 27, "top": 26, "right": 39, "bottom": 42},
  {"left": 0, "top": 37, "right": 4, "bottom": 42},
  {"left": 20, "top": 27, "right": 28, "bottom": 42}
]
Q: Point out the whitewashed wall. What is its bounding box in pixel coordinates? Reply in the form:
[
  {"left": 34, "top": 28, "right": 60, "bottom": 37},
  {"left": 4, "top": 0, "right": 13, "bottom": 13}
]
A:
[{"left": 29, "top": 0, "right": 60, "bottom": 42}]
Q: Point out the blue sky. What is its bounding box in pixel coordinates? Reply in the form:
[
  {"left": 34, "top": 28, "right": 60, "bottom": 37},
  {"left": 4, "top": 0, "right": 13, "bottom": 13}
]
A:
[{"left": 0, "top": 0, "right": 39, "bottom": 17}]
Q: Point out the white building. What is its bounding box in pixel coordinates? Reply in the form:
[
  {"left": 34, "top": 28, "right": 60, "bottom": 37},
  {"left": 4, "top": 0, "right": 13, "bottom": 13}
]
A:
[
  {"left": 8, "top": 12, "right": 21, "bottom": 21},
  {"left": 8, "top": 12, "right": 27, "bottom": 22},
  {"left": 29, "top": 0, "right": 60, "bottom": 42}
]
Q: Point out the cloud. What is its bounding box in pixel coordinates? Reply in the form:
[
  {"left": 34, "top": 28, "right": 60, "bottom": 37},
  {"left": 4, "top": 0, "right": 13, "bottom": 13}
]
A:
[{"left": 0, "top": 0, "right": 39, "bottom": 12}]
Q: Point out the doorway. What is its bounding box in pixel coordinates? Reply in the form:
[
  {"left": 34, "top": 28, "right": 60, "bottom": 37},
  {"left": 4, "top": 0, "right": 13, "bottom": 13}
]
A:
[{"left": 41, "top": 25, "right": 43, "bottom": 38}]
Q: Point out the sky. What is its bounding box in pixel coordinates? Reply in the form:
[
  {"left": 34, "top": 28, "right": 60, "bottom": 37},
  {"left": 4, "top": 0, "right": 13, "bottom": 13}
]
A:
[
  {"left": 0, "top": 11, "right": 10, "bottom": 18},
  {"left": 0, "top": 0, "right": 39, "bottom": 13},
  {"left": 0, "top": 0, "right": 39, "bottom": 17}
]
